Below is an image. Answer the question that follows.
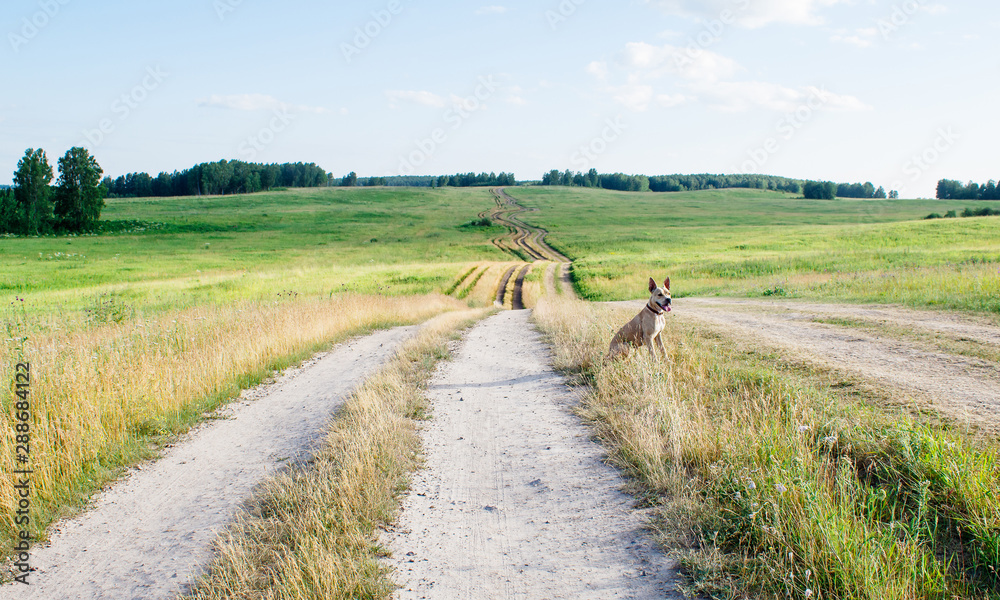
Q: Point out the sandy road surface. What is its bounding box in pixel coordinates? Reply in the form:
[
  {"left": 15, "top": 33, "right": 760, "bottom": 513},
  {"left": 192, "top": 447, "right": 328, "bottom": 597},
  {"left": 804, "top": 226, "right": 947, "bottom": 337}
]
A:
[
  {"left": 664, "top": 298, "right": 1000, "bottom": 432},
  {"left": 1, "top": 326, "right": 417, "bottom": 600},
  {"left": 385, "top": 310, "right": 682, "bottom": 599}
]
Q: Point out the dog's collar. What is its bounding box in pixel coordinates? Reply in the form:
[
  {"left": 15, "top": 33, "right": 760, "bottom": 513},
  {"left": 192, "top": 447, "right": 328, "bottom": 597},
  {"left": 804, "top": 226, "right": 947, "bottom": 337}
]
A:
[{"left": 646, "top": 302, "right": 667, "bottom": 316}]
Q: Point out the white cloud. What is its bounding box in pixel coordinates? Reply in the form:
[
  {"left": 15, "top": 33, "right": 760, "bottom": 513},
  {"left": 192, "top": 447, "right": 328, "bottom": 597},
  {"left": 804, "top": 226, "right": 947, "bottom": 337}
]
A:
[
  {"left": 385, "top": 90, "right": 448, "bottom": 108},
  {"left": 656, "top": 93, "right": 687, "bottom": 108},
  {"left": 615, "top": 42, "right": 739, "bottom": 82},
  {"left": 611, "top": 84, "right": 655, "bottom": 112},
  {"left": 647, "top": 0, "right": 847, "bottom": 28},
  {"left": 198, "top": 93, "right": 327, "bottom": 114},
  {"left": 590, "top": 41, "right": 870, "bottom": 114},
  {"left": 586, "top": 61, "right": 609, "bottom": 80},
  {"left": 476, "top": 5, "right": 508, "bottom": 14},
  {"left": 831, "top": 27, "right": 878, "bottom": 48}
]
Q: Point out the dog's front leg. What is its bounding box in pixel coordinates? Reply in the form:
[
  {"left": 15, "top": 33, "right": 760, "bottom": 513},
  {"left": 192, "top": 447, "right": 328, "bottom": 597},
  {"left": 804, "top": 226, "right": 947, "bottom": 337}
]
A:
[
  {"left": 654, "top": 334, "right": 667, "bottom": 361},
  {"left": 644, "top": 336, "right": 659, "bottom": 361}
]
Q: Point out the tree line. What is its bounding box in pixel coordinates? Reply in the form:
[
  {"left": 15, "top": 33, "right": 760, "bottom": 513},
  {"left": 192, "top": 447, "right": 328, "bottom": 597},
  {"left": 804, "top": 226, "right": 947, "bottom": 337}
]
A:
[
  {"left": 803, "top": 181, "right": 892, "bottom": 200},
  {"left": 936, "top": 179, "right": 1000, "bottom": 200},
  {"left": 432, "top": 172, "right": 516, "bottom": 188},
  {"left": 1, "top": 147, "right": 104, "bottom": 235},
  {"left": 539, "top": 169, "right": 896, "bottom": 198},
  {"left": 104, "top": 160, "right": 329, "bottom": 198},
  {"left": 333, "top": 172, "right": 516, "bottom": 188}
]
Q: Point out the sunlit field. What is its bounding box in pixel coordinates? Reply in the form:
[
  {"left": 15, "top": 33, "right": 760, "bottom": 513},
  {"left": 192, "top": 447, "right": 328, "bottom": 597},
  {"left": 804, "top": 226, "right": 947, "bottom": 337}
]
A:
[{"left": 511, "top": 187, "right": 1000, "bottom": 314}]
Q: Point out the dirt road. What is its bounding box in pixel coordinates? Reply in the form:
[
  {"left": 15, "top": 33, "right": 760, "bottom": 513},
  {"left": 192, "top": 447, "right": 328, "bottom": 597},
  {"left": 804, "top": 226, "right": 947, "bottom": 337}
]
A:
[
  {"left": 1, "top": 327, "right": 417, "bottom": 600},
  {"left": 385, "top": 310, "right": 682, "bottom": 599},
  {"left": 672, "top": 298, "right": 1000, "bottom": 433}
]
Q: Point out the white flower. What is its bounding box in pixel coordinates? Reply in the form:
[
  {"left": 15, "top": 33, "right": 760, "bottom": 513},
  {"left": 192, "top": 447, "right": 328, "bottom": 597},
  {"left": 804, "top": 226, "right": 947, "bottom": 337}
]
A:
[
  {"left": 747, "top": 480, "right": 757, "bottom": 490},
  {"left": 805, "top": 569, "right": 812, "bottom": 580},
  {"left": 775, "top": 483, "right": 787, "bottom": 493},
  {"left": 805, "top": 589, "right": 813, "bottom": 598},
  {"left": 821, "top": 435, "right": 837, "bottom": 445},
  {"left": 799, "top": 425, "right": 810, "bottom": 432}
]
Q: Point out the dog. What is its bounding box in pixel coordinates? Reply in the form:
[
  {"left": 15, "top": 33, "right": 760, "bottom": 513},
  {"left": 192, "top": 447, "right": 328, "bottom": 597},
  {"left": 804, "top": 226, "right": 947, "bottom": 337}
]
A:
[{"left": 607, "top": 277, "right": 671, "bottom": 361}]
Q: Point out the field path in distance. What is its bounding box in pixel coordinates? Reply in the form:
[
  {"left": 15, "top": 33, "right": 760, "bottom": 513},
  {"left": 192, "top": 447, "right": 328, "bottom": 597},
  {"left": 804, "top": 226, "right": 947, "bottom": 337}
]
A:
[
  {"left": 385, "top": 310, "right": 682, "bottom": 599},
  {"left": 0, "top": 326, "right": 418, "bottom": 600}
]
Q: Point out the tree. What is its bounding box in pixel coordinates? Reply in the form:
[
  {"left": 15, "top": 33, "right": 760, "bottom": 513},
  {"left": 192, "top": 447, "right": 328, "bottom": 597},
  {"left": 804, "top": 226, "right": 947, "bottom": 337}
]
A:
[
  {"left": 54, "top": 147, "right": 105, "bottom": 232},
  {"left": 873, "top": 186, "right": 887, "bottom": 199},
  {"left": 803, "top": 180, "right": 836, "bottom": 200},
  {"left": 0, "top": 188, "right": 17, "bottom": 233},
  {"left": 341, "top": 171, "right": 358, "bottom": 187},
  {"left": 13, "top": 148, "right": 54, "bottom": 235},
  {"left": 889, "top": 190, "right": 899, "bottom": 199}
]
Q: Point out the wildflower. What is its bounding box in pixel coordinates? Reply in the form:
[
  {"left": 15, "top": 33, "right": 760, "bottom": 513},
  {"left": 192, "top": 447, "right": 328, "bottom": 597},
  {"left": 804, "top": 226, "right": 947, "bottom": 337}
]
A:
[
  {"left": 747, "top": 480, "right": 757, "bottom": 490},
  {"left": 805, "top": 589, "right": 813, "bottom": 598},
  {"left": 821, "top": 435, "right": 837, "bottom": 445},
  {"left": 734, "top": 491, "right": 742, "bottom": 500},
  {"left": 798, "top": 425, "right": 810, "bottom": 433},
  {"left": 805, "top": 569, "right": 812, "bottom": 580}
]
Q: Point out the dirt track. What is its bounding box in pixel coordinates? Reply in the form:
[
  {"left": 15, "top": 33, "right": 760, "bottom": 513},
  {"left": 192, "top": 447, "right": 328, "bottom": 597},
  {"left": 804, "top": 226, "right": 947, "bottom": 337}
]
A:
[
  {"left": 384, "top": 310, "right": 682, "bottom": 599},
  {"left": 671, "top": 298, "right": 1000, "bottom": 433},
  {"left": 0, "top": 327, "right": 417, "bottom": 600}
]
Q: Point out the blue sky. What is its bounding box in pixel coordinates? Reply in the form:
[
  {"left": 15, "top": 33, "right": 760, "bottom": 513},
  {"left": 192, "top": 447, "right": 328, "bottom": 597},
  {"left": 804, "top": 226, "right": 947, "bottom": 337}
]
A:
[{"left": 1, "top": 0, "right": 997, "bottom": 197}]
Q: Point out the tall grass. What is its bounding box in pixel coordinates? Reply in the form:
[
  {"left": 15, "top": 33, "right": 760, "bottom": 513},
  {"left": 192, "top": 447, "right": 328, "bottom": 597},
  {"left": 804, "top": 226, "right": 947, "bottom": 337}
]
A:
[
  {"left": 533, "top": 294, "right": 1000, "bottom": 599},
  {"left": 180, "top": 308, "right": 489, "bottom": 600},
  {"left": 0, "top": 293, "right": 465, "bottom": 551}
]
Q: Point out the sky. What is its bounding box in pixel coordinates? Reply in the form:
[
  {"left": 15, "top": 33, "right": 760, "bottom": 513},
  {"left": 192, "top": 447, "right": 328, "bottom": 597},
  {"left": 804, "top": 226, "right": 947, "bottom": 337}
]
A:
[{"left": 1, "top": 0, "right": 997, "bottom": 198}]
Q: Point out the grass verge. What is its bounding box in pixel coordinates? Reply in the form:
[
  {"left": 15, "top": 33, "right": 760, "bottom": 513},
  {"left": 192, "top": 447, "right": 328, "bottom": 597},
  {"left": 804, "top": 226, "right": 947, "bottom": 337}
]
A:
[
  {"left": 533, "top": 294, "right": 1000, "bottom": 600},
  {"left": 0, "top": 293, "right": 466, "bottom": 554},
  {"left": 179, "top": 307, "right": 489, "bottom": 600}
]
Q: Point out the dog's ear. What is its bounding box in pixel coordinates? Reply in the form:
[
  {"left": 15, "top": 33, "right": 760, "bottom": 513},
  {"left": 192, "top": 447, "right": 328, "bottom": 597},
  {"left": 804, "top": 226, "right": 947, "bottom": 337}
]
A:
[
  {"left": 648, "top": 277, "right": 656, "bottom": 292},
  {"left": 664, "top": 277, "right": 670, "bottom": 291}
]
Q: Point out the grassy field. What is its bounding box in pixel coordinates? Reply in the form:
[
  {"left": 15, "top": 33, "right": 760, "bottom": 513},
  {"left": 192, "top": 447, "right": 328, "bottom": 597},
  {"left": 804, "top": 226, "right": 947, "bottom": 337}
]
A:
[
  {"left": 511, "top": 187, "right": 1000, "bottom": 314},
  {"left": 0, "top": 186, "right": 509, "bottom": 556},
  {"left": 534, "top": 294, "right": 1000, "bottom": 600},
  {"left": 0, "top": 186, "right": 509, "bottom": 321}
]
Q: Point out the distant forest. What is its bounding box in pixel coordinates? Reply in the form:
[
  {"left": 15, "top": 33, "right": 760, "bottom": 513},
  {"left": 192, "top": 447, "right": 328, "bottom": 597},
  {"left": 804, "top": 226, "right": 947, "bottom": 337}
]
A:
[
  {"left": 936, "top": 179, "right": 1000, "bottom": 200},
  {"left": 342, "top": 172, "right": 517, "bottom": 188},
  {"left": 104, "top": 160, "right": 329, "bottom": 198},
  {"left": 538, "top": 169, "right": 894, "bottom": 199}
]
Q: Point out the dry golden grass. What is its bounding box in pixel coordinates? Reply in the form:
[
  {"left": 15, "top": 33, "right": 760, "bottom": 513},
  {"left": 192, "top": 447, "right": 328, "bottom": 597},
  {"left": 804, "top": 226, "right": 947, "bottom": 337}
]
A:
[
  {"left": 0, "top": 293, "right": 465, "bottom": 548},
  {"left": 179, "top": 308, "right": 489, "bottom": 600},
  {"left": 533, "top": 293, "right": 1000, "bottom": 600}
]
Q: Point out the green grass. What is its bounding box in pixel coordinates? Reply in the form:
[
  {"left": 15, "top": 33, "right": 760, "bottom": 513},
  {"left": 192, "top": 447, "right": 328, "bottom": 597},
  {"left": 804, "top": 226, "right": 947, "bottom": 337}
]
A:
[
  {"left": 1, "top": 186, "right": 508, "bottom": 323},
  {"left": 509, "top": 187, "right": 1000, "bottom": 314},
  {"left": 535, "top": 295, "right": 1000, "bottom": 600}
]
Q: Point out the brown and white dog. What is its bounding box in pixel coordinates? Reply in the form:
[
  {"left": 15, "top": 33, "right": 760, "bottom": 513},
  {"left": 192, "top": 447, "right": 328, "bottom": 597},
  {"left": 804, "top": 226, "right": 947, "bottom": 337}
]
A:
[{"left": 608, "top": 277, "right": 672, "bottom": 361}]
